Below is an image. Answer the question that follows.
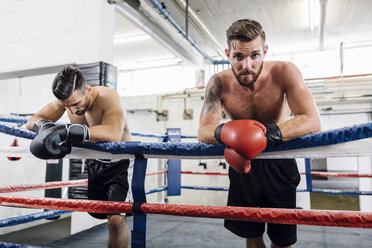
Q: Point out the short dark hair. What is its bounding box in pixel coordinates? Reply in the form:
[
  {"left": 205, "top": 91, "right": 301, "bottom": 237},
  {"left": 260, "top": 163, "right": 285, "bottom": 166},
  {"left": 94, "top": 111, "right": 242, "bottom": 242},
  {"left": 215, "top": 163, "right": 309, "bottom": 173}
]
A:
[
  {"left": 226, "top": 19, "right": 266, "bottom": 49},
  {"left": 52, "top": 66, "right": 85, "bottom": 100}
]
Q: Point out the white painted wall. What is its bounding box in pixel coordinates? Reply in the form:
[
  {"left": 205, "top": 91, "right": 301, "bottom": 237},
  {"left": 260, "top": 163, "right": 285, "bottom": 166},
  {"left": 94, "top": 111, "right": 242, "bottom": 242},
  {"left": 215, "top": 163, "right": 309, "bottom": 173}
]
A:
[{"left": 0, "top": 0, "right": 114, "bottom": 73}]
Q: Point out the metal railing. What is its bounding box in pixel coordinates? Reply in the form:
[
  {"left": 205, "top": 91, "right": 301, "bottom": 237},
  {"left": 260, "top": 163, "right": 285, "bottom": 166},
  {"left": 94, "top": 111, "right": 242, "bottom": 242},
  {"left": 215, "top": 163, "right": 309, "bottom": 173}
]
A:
[{"left": 305, "top": 73, "right": 372, "bottom": 102}]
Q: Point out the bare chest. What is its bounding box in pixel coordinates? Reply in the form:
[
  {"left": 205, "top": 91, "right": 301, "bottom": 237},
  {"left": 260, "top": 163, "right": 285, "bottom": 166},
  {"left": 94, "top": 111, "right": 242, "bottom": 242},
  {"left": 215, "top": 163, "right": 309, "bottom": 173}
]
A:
[
  {"left": 222, "top": 86, "right": 289, "bottom": 124},
  {"left": 67, "top": 109, "right": 104, "bottom": 127}
]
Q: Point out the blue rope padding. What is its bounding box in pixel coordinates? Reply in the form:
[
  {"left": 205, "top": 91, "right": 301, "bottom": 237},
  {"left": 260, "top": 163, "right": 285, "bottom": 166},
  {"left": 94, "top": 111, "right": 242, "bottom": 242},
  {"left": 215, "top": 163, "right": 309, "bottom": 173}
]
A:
[
  {"left": 0, "top": 122, "right": 196, "bottom": 140},
  {"left": 3, "top": 114, "right": 370, "bottom": 146},
  {"left": 1, "top": 122, "right": 372, "bottom": 156},
  {"left": 75, "top": 141, "right": 225, "bottom": 156},
  {"left": 0, "top": 210, "right": 70, "bottom": 228},
  {"left": 0, "top": 115, "right": 29, "bottom": 125},
  {"left": 0, "top": 124, "right": 36, "bottom": 140},
  {"left": 77, "top": 122, "right": 372, "bottom": 156},
  {"left": 310, "top": 188, "right": 372, "bottom": 195},
  {"left": 264, "top": 122, "right": 372, "bottom": 152},
  {"left": 0, "top": 242, "right": 44, "bottom": 248},
  {"left": 131, "top": 132, "right": 166, "bottom": 139},
  {"left": 180, "top": 135, "right": 197, "bottom": 139},
  {"left": 181, "top": 186, "right": 229, "bottom": 191},
  {"left": 0, "top": 116, "right": 194, "bottom": 139},
  {"left": 146, "top": 186, "right": 168, "bottom": 194}
]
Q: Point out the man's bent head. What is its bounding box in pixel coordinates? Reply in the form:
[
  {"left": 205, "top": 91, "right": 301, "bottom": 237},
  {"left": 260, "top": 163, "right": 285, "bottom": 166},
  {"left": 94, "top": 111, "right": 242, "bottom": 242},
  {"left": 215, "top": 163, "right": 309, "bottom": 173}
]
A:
[{"left": 52, "top": 66, "right": 86, "bottom": 100}]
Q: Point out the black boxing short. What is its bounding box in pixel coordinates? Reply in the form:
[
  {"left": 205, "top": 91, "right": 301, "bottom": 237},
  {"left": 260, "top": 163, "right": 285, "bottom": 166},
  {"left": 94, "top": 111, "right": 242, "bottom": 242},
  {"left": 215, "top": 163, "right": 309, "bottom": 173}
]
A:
[
  {"left": 86, "top": 159, "right": 131, "bottom": 219},
  {"left": 224, "top": 159, "right": 300, "bottom": 247}
]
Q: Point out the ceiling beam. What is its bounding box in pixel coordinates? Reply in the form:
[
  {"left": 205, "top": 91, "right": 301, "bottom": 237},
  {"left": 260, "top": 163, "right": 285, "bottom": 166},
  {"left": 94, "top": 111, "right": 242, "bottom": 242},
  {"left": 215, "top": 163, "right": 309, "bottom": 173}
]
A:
[{"left": 115, "top": 0, "right": 205, "bottom": 69}]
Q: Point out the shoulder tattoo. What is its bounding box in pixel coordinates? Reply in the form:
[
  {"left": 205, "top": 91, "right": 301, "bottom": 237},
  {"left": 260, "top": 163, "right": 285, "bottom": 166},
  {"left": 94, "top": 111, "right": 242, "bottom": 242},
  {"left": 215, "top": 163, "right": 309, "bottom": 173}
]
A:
[{"left": 202, "top": 74, "right": 222, "bottom": 115}]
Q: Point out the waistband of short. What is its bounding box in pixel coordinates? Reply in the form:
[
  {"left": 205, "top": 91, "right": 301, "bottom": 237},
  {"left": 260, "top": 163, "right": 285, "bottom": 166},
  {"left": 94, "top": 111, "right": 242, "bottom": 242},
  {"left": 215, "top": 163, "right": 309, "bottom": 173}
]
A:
[{"left": 93, "top": 159, "right": 126, "bottom": 163}]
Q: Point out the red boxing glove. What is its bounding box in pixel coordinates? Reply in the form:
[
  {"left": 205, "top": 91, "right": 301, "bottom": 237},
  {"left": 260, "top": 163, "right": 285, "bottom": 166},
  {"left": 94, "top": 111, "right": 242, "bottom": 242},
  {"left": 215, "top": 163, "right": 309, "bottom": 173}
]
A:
[
  {"left": 224, "top": 147, "right": 252, "bottom": 173},
  {"left": 214, "top": 120, "right": 267, "bottom": 173}
]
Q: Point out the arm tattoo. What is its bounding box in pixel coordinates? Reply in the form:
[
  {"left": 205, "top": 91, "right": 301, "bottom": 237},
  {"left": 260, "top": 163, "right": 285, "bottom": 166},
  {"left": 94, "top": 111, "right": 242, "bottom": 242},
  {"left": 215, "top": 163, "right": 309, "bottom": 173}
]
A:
[{"left": 202, "top": 74, "right": 222, "bottom": 115}]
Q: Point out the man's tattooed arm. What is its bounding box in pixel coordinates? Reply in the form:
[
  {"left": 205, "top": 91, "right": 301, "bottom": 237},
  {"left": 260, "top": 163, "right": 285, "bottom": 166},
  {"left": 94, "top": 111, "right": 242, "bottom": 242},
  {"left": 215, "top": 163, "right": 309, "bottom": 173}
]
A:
[
  {"left": 202, "top": 74, "right": 222, "bottom": 115},
  {"left": 198, "top": 74, "right": 223, "bottom": 144}
]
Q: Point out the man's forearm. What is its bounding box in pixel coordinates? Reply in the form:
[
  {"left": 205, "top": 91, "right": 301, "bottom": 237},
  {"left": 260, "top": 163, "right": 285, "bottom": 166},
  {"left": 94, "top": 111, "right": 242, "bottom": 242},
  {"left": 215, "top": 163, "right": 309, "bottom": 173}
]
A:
[
  {"left": 26, "top": 115, "right": 44, "bottom": 131},
  {"left": 89, "top": 125, "right": 123, "bottom": 143},
  {"left": 278, "top": 114, "right": 321, "bottom": 140},
  {"left": 197, "top": 126, "right": 219, "bottom": 144}
]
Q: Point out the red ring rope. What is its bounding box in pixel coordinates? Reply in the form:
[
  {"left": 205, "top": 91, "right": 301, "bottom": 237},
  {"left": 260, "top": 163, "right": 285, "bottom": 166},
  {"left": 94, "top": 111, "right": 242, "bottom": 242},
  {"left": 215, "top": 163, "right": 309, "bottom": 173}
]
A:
[
  {"left": 303, "top": 172, "right": 372, "bottom": 178},
  {"left": 0, "top": 195, "right": 371, "bottom": 228},
  {"left": 146, "top": 170, "right": 167, "bottom": 176},
  {"left": 181, "top": 170, "right": 228, "bottom": 176},
  {"left": 0, "top": 180, "right": 87, "bottom": 194}
]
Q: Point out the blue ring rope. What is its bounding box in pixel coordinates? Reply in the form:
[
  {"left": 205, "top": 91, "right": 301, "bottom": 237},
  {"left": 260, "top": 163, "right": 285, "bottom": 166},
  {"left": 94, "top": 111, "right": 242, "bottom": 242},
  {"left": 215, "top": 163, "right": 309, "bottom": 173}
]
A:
[
  {"left": 0, "top": 210, "right": 70, "bottom": 228},
  {"left": 0, "top": 121, "right": 168, "bottom": 139},
  {"left": 0, "top": 242, "right": 44, "bottom": 248},
  {"left": 0, "top": 116, "right": 197, "bottom": 139},
  {"left": 181, "top": 186, "right": 229, "bottom": 191},
  {"left": 0, "top": 122, "right": 372, "bottom": 156},
  {"left": 146, "top": 186, "right": 168, "bottom": 194},
  {"left": 0, "top": 115, "right": 29, "bottom": 125}
]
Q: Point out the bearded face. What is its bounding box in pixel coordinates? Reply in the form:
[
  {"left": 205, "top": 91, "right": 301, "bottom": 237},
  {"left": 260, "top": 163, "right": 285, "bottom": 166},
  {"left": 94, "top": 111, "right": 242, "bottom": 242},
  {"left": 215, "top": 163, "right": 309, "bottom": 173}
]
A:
[
  {"left": 60, "top": 87, "right": 90, "bottom": 116},
  {"left": 226, "top": 37, "right": 267, "bottom": 87},
  {"left": 232, "top": 62, "right": 263, "bottom": 87},
  {"left": 74, "top": 95, "right": 90, "bottom": 116}
]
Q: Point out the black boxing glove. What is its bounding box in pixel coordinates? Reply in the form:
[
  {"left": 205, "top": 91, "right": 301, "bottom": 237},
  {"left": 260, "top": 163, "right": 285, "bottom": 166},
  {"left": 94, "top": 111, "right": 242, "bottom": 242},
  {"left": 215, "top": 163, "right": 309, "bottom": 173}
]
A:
[
  {"left": 30, "top": 123, "right": 90, "bottom": 159},
  {"left": 264, "top": 124, "right": 283, "bottom": 146},
  {"left": 32, "top": 119, "right": 56, "bottom": 134},
  {"left": 30, "top": 125, "right": 71, "bottom": 159},
  {"left": 65, "top": 123, "right": 90, "bottom": 142}
]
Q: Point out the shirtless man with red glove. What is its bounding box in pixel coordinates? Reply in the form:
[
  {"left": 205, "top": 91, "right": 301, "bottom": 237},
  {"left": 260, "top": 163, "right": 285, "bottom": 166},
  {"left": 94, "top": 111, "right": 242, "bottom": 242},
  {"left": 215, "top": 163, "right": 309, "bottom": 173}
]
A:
[{"left": 198, "top": 19, "right": 321, "bottom": 248}]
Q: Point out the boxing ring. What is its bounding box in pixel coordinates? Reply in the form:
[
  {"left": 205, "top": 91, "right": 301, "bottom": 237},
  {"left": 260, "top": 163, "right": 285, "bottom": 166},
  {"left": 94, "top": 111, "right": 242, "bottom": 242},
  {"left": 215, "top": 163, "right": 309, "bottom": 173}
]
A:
[{"left": 0, "top": 116, "right": 372, "bottom": 247}]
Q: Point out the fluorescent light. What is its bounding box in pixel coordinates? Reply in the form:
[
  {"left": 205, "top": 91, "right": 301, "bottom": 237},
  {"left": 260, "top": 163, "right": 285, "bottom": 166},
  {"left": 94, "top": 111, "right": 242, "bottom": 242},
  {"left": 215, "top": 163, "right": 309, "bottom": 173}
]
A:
[
  {"left": 135, "top": 56, "right": 179, "bottom": 64},
  {"left": 113, "top": 34, "right": 152, "bottom": 44},
  {"left": 119, "top": 57, "right": 183, "bottom": 71},
  {"left": 309, "top": 0, "right": 314, "bottom": 31}
]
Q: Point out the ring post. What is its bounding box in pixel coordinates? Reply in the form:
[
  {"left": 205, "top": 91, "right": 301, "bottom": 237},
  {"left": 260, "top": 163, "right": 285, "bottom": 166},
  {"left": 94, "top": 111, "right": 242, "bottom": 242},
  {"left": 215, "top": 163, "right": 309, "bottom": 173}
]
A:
[
  {"left": 305, "top": 158, "right": 313, "bottom": 192},
  {"left": 165, "top": 128, "right": 181, "bottom": 196},
  {"left": 127, "top": 141, "right": 148, "bottom": 248}
]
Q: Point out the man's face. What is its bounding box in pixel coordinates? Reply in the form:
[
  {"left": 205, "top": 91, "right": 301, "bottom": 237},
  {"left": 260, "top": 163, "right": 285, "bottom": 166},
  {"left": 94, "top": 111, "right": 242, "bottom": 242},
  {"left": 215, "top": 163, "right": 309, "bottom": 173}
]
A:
[
  {"left": 61, "top": 87, "right": 90, "bottom": 116},
  {"left": 225, "top": 36, "right": 268, "bottom": 87}
]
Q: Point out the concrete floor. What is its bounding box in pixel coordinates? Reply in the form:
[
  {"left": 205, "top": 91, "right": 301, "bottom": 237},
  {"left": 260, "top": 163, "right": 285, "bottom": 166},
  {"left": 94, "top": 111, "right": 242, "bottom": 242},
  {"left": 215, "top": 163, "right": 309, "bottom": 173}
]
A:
[{"left": 1, "top": 214, "right": 372, "bottom": 248}]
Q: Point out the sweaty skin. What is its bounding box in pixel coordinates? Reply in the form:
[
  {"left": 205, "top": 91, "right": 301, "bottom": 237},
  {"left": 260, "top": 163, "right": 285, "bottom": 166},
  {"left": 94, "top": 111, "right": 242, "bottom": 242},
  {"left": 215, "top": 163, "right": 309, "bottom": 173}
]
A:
[
  {"left": 198, "top": 37, "right": 321, "bottom": 144},
  {"left": 26, "top": 86, "right": 132, "bottom": 142}
]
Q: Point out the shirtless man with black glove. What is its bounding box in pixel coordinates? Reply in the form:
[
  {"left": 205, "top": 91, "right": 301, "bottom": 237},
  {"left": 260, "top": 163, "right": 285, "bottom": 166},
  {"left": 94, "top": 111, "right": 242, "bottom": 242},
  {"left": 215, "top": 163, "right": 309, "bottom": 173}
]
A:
[{"left": 26, "top": 66, "right": 132, "bottom": 248}]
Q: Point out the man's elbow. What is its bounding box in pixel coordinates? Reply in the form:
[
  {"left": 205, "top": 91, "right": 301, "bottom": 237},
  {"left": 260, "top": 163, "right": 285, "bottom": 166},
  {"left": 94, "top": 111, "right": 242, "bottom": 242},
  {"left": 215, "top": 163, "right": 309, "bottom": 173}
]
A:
[
  {"left": 104, "top": 129, "right": 123, "bottom": 142},
  {"left": 311, "top": 118, "right": 322, "bottom": 133},
  {"left": 197, "top": 136, "right": 205, "bottom": 143},
  {"left": 25, "top": 121, "right": 33, "bottom": 131},
  {"left": 197, "top": 129, "right": 208, "bottom": 143},
  {"left": 113, "top": 131, "right": 123, "bottom": 142},
  {"left": 197, "top": 132, "right": 217, "bottom": 144},
  {"left": 313, "top": 122, "right": 321, "bottom": 133}
]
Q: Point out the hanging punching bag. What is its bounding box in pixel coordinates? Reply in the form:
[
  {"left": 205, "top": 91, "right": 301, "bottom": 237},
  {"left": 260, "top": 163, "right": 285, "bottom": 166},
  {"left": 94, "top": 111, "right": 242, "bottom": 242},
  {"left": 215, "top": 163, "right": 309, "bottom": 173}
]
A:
[{"left": 8, "top": 138, "right": 21, "bottom": 161}]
